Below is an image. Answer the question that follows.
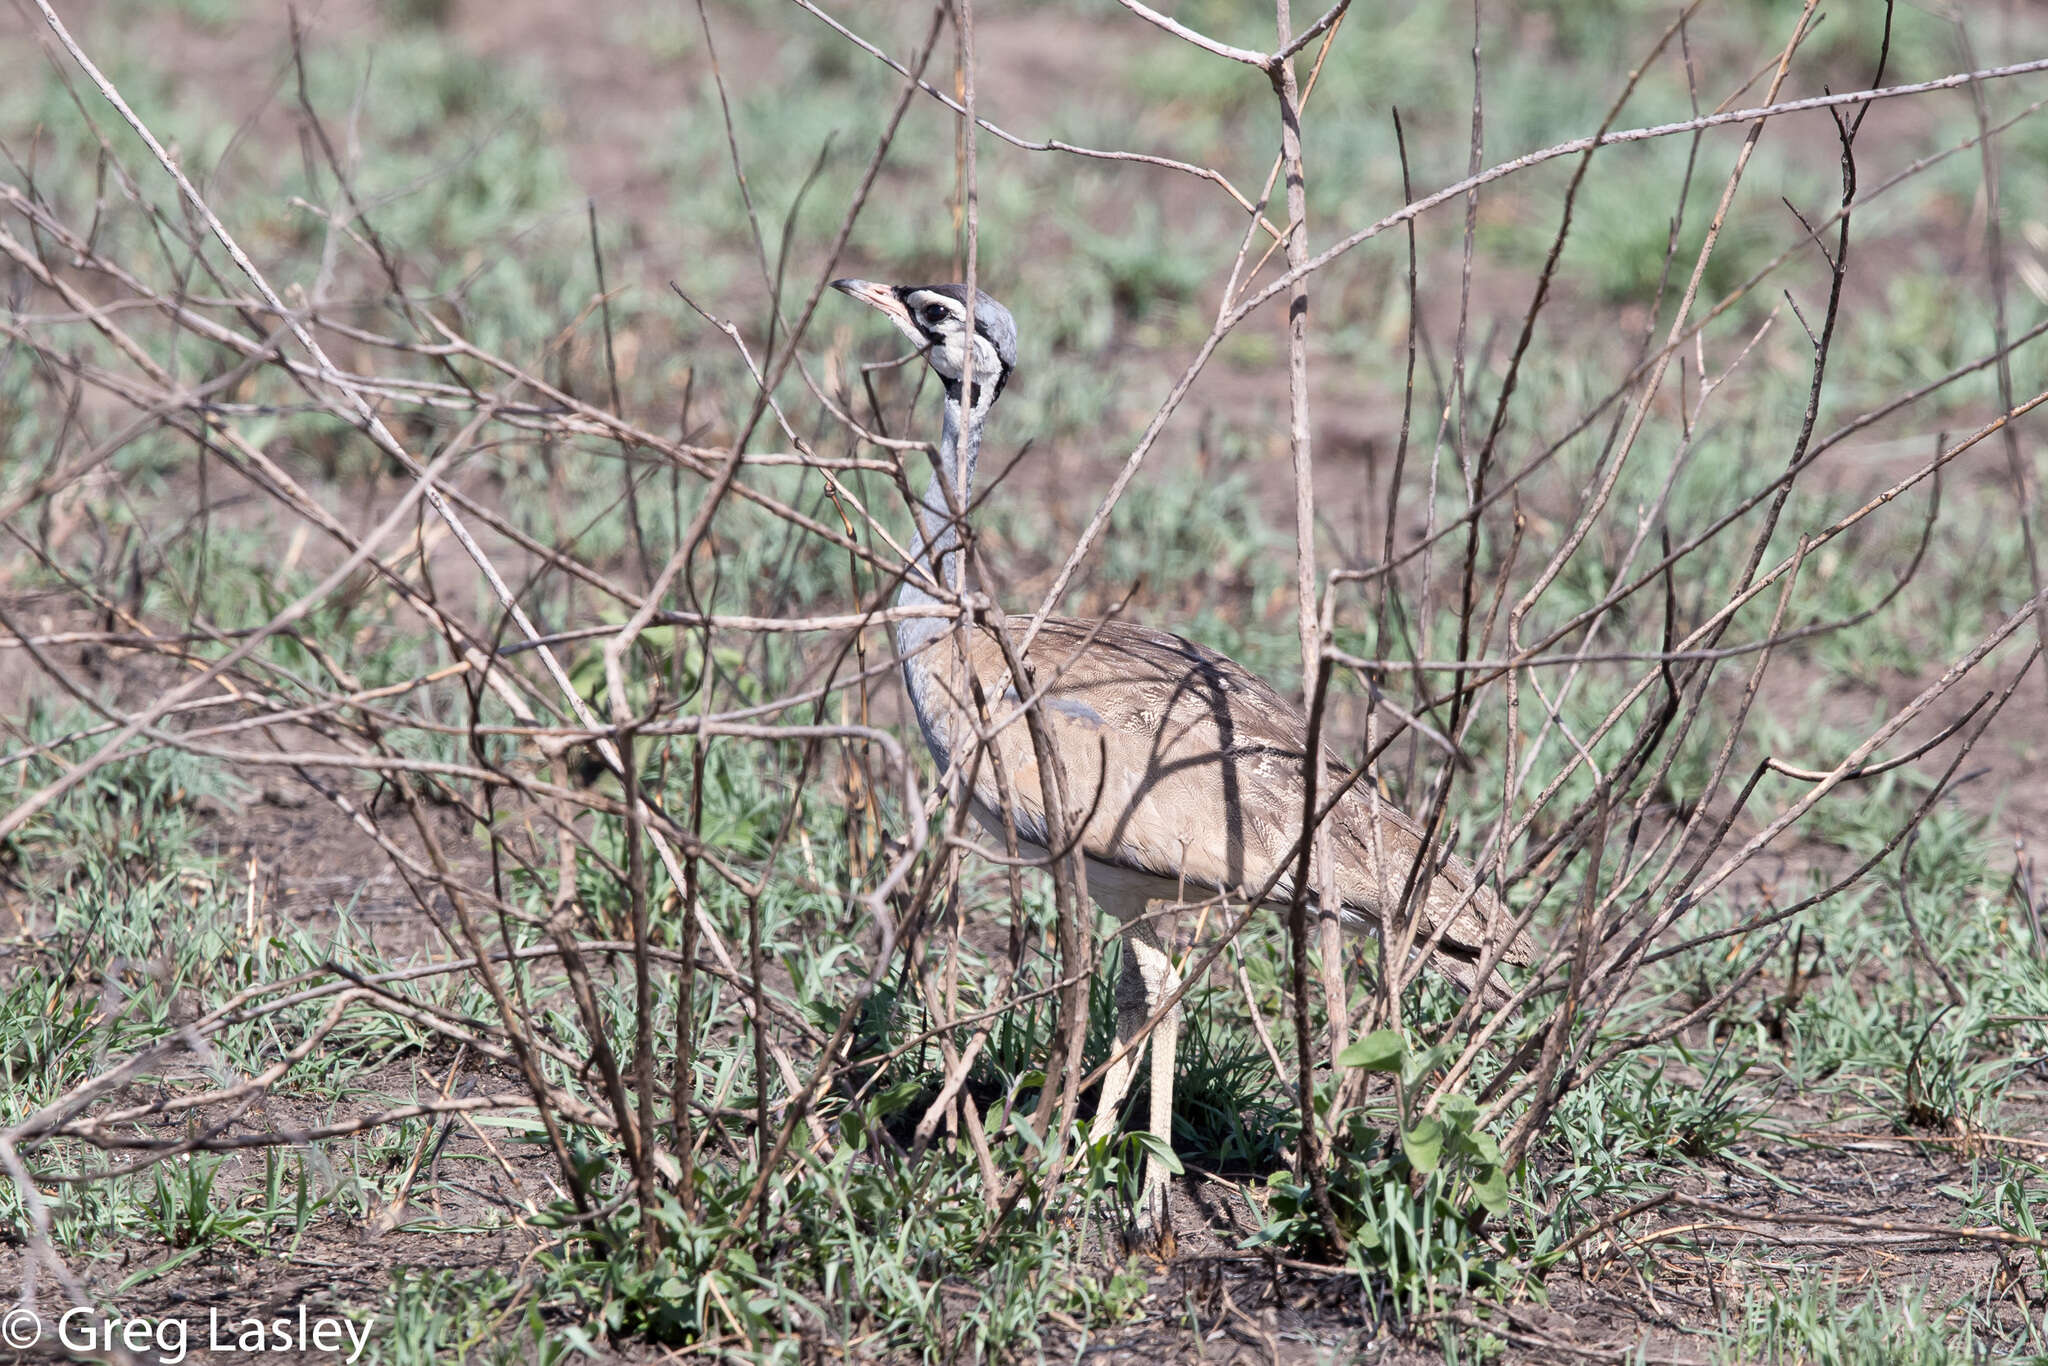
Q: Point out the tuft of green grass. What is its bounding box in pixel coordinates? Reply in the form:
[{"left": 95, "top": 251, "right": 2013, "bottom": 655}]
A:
[
  {"left": 374, "top": 1268, "right": 556, "bottom": 1366},
  {"left": 1717, "top": 1279, "right": 1987, "bottom": 1366}
]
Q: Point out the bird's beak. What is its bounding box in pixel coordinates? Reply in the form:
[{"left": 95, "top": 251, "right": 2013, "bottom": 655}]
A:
[{"left": 831, "top": 277, "right": 912, "bottom": 328}]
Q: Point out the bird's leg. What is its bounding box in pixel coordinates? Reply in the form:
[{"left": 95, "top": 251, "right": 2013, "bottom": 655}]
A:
[
  {"left": 1087, "top": 909, "right": 1181, "bottom": 1251},
  {"left": 1126, "top": 909, "right": 1181, "bottom": 1251},
  {"left": 1088, "top": 922, "right": 1150, "bottom": 1152}
]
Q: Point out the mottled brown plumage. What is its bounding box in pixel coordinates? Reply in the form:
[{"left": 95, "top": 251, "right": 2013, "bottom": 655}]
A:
[{"left": 910, "top": 615, "right": 1533, "bottom": 995}]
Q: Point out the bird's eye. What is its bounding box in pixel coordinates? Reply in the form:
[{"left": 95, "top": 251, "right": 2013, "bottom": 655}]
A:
[{"left": 920, "top": 302, "right": 949, "bottom": 326}]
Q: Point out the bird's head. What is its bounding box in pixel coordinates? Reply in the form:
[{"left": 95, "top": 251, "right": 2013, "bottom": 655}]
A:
[{"left": 832, "top": 278, "right": 1017, "bottom": 406}]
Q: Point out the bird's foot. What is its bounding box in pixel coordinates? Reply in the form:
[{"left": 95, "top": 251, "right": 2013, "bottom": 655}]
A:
[{"left": 1121, "top": 1192, "right": 1176, "bottom": 1260}]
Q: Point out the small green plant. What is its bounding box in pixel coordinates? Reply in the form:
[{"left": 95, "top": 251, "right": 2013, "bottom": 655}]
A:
[
  {"left": 536, "top": 1187, "right": 730, "bottom": 1346},
  {"left": 147, "top": 1154, "right": 253, "bottom": 1251},
  {"left": 1618, "top": 1046, "right": 1759, "bottom": 1161},
  {"left": 1718, "top": 1279, "right": 1984, "bottom": 1366},
  {"left": 1249, "top": 1029, "right": 1521, "bottom": 1322},
  {"left": 519, "top": 1135, "right": 1146, "bottom": 1361},
  {"left": 256, "top": 1148, "right": 327, "bottom": 1256},
  {"left": 376, "top": 1268, "right": 556, "bottom": 1366}
]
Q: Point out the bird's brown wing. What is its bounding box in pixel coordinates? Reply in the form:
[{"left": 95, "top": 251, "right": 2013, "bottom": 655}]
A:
[{"left": 917, "top": 616, "right": 1532, "bottom": 988}]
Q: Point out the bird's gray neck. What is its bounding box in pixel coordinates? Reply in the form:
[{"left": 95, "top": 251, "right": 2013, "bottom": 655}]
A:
[{"left": 895, "top": 384, "right": 981, "bottom": 659}]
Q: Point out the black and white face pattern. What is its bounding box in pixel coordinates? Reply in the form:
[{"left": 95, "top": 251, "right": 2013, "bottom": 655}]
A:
[{"left": 833, "top": 279, "right": 1018, "bottom": 404}]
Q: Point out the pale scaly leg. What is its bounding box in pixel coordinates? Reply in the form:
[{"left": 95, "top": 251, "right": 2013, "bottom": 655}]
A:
[
  {"left": 1099, "top": 910, "right": 1180, "bottom": 1250},
  {"left": 1088, "top": 929, "right": 1147, "bottom": 1153}
]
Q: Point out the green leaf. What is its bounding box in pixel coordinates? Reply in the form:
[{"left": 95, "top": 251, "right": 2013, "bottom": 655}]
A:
[
  {"left": 1130, "top": 1130, "right": 1184, "bottom": 1175},
  {"left": 1338, "top": 1028, "right": 1407, "bottom": 1072},
  {"left": 1402, "top": 1116, "right": 1445, "bottom": 1174},
  {"left": 112, "top": 1244, "right": 205, "bottom": 1295},
  {"left": 1438, "top": 1092, "right": 1479, "bottom": 1129},
  {"left": 1470, "top": 1164, "right": 1510, "bottom": 1215},
  {"left": 1401, "top": 1041, "right": 1455, "bottom": 1088},
  {"left": 874, "top": 1078, "right": 925, "bottom": 1118}
]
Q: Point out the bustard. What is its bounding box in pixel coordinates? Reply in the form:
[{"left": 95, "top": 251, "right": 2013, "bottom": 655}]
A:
[{"left": 833, "top": 277, "right": 1531, "bottom": 1245}]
